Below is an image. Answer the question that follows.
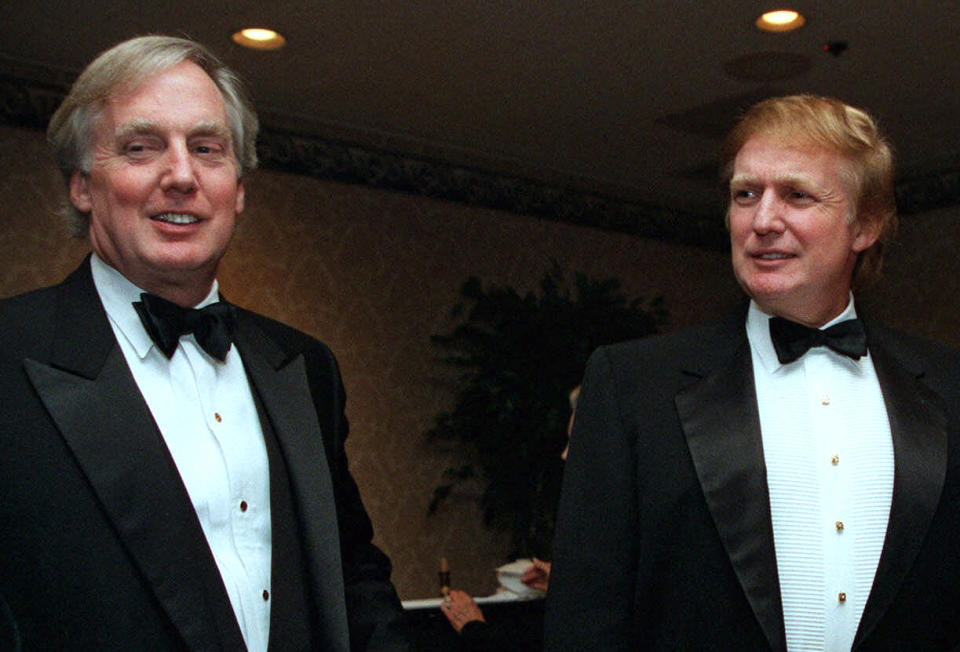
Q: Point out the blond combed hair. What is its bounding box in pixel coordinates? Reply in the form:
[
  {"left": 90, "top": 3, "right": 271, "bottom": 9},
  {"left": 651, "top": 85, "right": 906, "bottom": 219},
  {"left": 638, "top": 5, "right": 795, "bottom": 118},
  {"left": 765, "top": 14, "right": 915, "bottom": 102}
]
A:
[
  {"left": 47, "top": 35, "right": 259, "bottom": 236},
  {"left": 719, "top": 95, "right": 897, "bottom": 290}
]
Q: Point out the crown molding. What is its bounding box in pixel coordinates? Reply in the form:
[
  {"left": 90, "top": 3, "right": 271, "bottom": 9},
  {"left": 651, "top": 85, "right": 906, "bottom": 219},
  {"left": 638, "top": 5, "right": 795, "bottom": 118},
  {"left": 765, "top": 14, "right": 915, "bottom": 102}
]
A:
[{"left": 2, "top": 70, "right": 955, "bottom": 253}]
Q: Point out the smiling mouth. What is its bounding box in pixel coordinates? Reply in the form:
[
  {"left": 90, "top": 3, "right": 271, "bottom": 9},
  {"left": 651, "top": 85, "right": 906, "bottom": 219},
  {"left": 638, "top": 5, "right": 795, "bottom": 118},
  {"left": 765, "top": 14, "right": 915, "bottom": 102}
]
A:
[
  {"left": 754, "top": 253, "right": 794, "bottom": 260},
  {"left": 151, "top": 213, "right": 199, "bottom": 225}
]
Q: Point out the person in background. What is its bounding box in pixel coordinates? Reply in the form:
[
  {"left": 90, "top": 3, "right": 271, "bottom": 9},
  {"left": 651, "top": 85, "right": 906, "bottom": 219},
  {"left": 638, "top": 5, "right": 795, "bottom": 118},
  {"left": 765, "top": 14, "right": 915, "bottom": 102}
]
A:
[
  {"left": 440, "top": 386, "right": 579, "bottom": 649},
  {"left": 545, "top": 94, "right": 960, "bottom": 651},
  {"left": 0, "top": 35, "right": 408, "bottom": 651}
]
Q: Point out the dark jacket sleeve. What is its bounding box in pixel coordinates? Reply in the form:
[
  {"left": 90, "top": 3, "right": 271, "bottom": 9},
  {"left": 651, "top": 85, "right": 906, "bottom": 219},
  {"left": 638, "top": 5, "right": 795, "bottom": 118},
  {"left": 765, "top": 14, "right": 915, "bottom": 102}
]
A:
[
  {"left": 303, "top": 339, "right": 410, "bottom": 652},
  {"left": 0, "top": 590, "right": 20, "bottom": 652},
  {"left": 459, "top": 619, "right": 494, "bottom": 652},
  {"left": 543, "top": 345, "right": 639, "bottom": 651}
]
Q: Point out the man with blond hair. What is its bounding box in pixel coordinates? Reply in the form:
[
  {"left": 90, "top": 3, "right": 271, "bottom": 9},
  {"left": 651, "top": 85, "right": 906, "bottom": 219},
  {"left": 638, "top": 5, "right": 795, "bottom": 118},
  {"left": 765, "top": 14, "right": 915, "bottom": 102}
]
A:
[
  {"left": 545, "top": 95, "right": 960, "bottom": 651},
  {"left": 0, "top": 36, "right": 408, "bottom": 651}
]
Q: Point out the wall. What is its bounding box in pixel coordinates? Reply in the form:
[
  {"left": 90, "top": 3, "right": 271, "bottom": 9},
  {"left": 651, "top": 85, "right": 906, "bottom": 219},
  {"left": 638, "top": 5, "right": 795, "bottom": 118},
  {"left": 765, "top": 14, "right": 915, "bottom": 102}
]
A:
[{"left": 1, "top": 124, "right": 957, "bottom": 599}]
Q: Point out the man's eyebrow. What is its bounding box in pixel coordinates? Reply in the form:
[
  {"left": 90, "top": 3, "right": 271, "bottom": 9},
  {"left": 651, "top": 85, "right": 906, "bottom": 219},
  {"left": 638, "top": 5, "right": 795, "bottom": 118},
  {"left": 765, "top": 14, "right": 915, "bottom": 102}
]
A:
[
  {"left": 112, "top": 119, "right": 231, "bottom": 141},
  {"left": 730, "top": 172, "right": 822, "bottom": 189},
  {"left": 113, "top": 119, "right": 160, "bottom": 140},
  {"left": 729, "top": 173, "right": 756, "bottom": 187},
  {"left": 188, "top": 121, "right": 232, "bottom": 140}
]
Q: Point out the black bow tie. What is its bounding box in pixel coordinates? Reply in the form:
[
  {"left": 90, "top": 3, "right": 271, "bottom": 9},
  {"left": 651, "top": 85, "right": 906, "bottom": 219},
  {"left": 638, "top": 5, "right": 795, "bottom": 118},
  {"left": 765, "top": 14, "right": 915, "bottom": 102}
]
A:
[
  {"left": 769, "top": 316, "right": 868, "bottom": 364},
  {"left": 133, "top": 293, "right": 236, "bottom": 361}
]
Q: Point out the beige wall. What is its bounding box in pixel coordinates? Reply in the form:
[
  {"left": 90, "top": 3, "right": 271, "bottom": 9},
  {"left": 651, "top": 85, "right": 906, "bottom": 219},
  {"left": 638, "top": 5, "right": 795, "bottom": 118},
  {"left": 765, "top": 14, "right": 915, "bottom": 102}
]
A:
[{"left": 2, "top": 124, "right": 957, "bottom": 599}]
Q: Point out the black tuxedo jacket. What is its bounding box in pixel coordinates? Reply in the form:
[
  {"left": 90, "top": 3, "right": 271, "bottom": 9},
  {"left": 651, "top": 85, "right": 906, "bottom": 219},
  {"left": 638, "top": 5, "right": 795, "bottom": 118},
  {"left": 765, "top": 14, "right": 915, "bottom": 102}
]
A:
[
  {"left": 0, "top": 260, "right": 409, "bottom": 651},
  {"left": 544, "top": 309, "right": 960, "bottom": 651}
]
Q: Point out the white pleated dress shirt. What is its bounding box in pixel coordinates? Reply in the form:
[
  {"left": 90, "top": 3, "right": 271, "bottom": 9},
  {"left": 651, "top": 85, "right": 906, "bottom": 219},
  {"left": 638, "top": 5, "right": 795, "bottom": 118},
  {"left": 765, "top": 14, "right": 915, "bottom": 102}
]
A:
[
  {"left": 746, "top": 299, "right": 893, "bottom": 652},
  {"left": 91, "top": 254, "right": 272, "bottom": 652}
]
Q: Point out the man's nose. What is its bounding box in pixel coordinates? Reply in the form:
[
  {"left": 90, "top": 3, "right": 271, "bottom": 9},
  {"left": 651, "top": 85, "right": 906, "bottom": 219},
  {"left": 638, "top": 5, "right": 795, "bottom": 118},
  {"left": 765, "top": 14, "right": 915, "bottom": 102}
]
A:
[
  {"left": 752, "top": 192, "right": 785, "bottom": 234},
  {"left": 161, "top": 142, "right": 198, "bottom": 193}
]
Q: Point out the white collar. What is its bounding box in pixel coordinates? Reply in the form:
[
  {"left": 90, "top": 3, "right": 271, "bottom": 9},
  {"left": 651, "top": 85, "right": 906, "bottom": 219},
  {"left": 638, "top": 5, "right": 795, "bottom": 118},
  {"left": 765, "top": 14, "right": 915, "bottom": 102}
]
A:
[
  {"left": 89, "top": 253, "right": 221, "bottom": 360},
  {"left": 745, "top": 295, "right": 859, "bottom": 374}
]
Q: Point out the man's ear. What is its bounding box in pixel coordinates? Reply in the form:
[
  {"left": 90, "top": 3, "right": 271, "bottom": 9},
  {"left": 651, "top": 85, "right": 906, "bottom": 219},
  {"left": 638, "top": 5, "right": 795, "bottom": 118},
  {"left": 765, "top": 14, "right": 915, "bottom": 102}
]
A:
[
  {"left": 852, "top": 215, "right": 882, "bottom": 253},
  {"left": 69, "top": 170, "right": 93, "bottom": 213},
  {"left": 235, "top": 179, "right": 245, "bottom": 215}
]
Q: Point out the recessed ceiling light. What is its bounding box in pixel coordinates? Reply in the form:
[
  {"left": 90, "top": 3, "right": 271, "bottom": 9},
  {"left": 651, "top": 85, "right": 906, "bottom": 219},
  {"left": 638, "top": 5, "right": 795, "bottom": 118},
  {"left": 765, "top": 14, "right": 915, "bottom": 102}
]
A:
[
  {"left": 232, "top": 28, "right": 286, "bottom": 51},
  {"left": 755, "top": 10, "right": 806, "bottom": 33}
]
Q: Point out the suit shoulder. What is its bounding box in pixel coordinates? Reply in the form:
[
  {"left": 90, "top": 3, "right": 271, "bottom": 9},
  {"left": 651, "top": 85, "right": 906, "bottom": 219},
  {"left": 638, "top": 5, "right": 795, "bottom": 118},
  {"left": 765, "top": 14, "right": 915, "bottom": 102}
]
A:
[
  {"left": 0, "top": 283, "right": 60, "bottom": 319},
  {"left": 235, "top": 308, "right": 336, "bottom": 358},
  {"left": 867, "top": 321, "right": 960, "bottom": 367},
  {"left": 870, "top": 323, "right": 960, "bottom": 358},
  {"left": 0, "top": 284, "right": 62, "bottom": 358},
  {"left": 867, "top": 322, "right": 960, "bottom": 390},
  {"left": 593, "top": 316, "right": 740, "bottom": 368}
]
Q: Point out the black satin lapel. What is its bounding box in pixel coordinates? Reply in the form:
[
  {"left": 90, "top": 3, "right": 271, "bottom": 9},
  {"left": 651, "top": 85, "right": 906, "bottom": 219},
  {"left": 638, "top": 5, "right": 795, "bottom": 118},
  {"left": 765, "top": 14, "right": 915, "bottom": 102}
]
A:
[
  {"left": 852, "top": 343, "right": 947, "bottom": 648},
  {"left": 236, "top": 326, "right": 351, "bottom": 652},
  {"left": 675, "top": 343, "right": 787, "bottom": 652},
  {"left": 24, "top": 349, "right": 240, "bottom": 652}
]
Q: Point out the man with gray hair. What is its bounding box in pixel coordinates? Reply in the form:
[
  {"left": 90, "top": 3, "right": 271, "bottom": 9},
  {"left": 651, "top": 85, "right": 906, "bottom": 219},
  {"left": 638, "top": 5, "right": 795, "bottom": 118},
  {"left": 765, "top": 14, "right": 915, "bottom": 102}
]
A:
[{"left": 0, "top": 35, "right": 409, "bottom": 651}]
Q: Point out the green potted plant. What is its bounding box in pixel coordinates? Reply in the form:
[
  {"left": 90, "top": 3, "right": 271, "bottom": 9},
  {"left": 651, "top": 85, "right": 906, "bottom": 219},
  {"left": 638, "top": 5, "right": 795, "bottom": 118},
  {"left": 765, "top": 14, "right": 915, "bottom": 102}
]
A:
[{"left": 427, "top": 265, "right": 667, "bottom": 558}]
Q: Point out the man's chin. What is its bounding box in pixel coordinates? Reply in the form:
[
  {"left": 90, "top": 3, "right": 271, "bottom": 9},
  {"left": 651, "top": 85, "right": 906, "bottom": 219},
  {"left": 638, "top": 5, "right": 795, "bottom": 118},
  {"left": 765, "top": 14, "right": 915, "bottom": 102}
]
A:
[
  {"left": 148, "top": 243, "right": 228, "bottom": 271},
  {"left": 743, "top": 284, "right": 800, "bottom": 315},
  {"left": 143, "top": 253, "right": 222, "bottom": 285}
]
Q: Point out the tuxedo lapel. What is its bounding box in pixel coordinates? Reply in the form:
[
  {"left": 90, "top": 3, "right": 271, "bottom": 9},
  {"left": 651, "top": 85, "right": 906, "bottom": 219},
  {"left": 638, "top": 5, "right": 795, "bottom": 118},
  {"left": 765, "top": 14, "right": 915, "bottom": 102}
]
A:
[
  {"left": 234, "top": 316, "right": 351, "bottom": 652},
  {"left": 674, "top": 319, "right": 787, "bottom": 652},
  {"left": 852, "top": 332, "right": 948, "bottom": 648},
  {"left": 23, "top": 263, "right": 243, "bottom": 651}
]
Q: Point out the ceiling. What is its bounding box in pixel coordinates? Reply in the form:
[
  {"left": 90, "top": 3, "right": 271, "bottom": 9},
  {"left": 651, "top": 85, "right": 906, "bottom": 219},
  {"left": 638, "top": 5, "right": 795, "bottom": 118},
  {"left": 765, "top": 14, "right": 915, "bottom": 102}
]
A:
[{"left": 2, "top": 1, "right": 959, "bottom": 245}]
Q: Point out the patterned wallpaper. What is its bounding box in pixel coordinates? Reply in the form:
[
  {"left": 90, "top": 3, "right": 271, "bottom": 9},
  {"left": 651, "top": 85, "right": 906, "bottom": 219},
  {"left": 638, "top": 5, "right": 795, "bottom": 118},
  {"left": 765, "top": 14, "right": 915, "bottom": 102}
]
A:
[{"left": 2, "top": 125, "right": 958, "bottom": 600}]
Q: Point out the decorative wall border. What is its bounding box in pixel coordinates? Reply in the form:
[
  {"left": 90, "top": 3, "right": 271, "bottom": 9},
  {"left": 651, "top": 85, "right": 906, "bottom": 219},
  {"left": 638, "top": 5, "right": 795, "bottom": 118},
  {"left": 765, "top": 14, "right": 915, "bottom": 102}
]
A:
[
  {"left": 256, "top": 127, "right": 729, "bottom": 248},
  {"left": 3, "top": 71, "right": 956, "bottom": 251}
]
